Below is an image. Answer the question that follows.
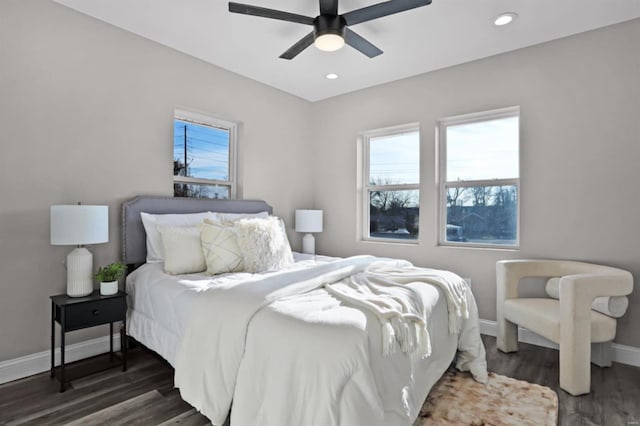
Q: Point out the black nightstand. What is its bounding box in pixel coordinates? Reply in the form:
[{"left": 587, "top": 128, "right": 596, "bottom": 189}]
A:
[{"left": 50, "top": 290, "right": 127, "bottom": 392}]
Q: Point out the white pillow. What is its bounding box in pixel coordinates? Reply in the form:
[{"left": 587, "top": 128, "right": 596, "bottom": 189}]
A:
[
  {"left": 216, "top": 211, "right": 269, "bottom": 222},
  {"left": 234, "top": 216, "right": 293, "bottom": 273},
  {"left": 200, "top": 220, "right": 244, "bottom": 275},
  {"left": 157, "top": 225, "right": 206, "bottom": 275},
  {"left": 140, "top": 211, "right": 217, "bottom": 263}
]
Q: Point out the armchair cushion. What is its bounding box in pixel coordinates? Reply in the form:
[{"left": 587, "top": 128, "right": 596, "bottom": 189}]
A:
[
  {"left": 545, "top": 278, "right": 629, "bottom": 318},
  {"left": 504, "top": 298, "right": 616, "bottom": 343}
]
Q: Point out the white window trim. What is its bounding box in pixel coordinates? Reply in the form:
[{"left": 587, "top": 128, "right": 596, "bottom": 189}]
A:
[
  {"left": 359, "top": 122, "right": 420, "bottom": 244},
  {"left": 437, "top": 106, "right": 520, "bottom": 249},
  {"left": 173, "top": 108, "right": 238, "bottom": 199}
]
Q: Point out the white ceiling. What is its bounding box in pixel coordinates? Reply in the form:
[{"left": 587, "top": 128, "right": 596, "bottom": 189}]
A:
[{"left": 54, "top": 0, "right": 640, "bottom": 102}]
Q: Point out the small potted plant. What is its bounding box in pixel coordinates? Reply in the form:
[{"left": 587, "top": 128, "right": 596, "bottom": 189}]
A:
[{"left": 95, "top": 262, "right": 127, "bottom": 296}]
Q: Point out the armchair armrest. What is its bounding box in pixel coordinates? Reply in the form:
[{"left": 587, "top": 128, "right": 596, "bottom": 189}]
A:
[
  {"left": 559, "top": 273, "right": 632, "bottom": 302},
  {"left": 496, "top": 259, "right": 632, "bottom": 302},
  {"left": 558, "top": 270, "right": 632, "bottom": 395}
]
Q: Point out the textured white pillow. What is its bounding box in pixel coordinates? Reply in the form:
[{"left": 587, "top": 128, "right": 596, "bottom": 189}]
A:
[
  {"left": 200, "top": 221, "right": 244, "bottom": 275},
  {"left": 141, "top": 211, "right": 217, "bottom": 263},
  {"left": 234, "top": 216, "right": 293, "bottom": 273},
  {"left": 157, "top": 225, "right": 206, "bottom": 275}
]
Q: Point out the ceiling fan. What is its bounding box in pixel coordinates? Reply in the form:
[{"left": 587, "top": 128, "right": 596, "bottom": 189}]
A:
[{"left": 228, "top": 0, "right": 432, "bottom": 60}]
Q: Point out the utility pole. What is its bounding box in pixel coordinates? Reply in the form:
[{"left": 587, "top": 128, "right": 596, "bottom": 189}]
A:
[{"left": 184, "top": 124, "right": 188, "bottom": 176}]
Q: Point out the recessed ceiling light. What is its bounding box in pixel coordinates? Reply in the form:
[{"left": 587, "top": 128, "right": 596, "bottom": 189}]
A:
[
  {"left": 494, "top": 12, "right": 518, "bottom": 26},
  {"left": 325, "top": 73, "right": 339, "bottom": 80}
]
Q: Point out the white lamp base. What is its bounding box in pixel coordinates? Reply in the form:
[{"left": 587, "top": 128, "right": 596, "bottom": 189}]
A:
[
  {"left": 302, "top": 233, "right": 316, "bottom": 255},
  {"left": 67, "top": 247, "right": 94, "bottom": 297}
]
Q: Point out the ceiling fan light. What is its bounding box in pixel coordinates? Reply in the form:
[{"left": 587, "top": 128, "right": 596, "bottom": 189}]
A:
[{"left": 314, "top": 34, "right": 345, "bottom": 52}]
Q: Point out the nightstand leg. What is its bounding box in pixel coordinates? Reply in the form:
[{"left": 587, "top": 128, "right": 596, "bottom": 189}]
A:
[
  {"left": 60, "top": 306, "right": 66, "bottom": 393},
  {"left": 121, "top": 319, "right": 127, "bottom": 372},
  {"left": 50, "top": 301, "right": 55, "bottom": 378},
  {"left": 109, "top": 322, "right": 114, "bottom": 362}
]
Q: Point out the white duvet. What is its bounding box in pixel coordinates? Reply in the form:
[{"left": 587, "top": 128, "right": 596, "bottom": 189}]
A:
[{"left": 166, "top": 255, "right": 487, "bottom": 426}]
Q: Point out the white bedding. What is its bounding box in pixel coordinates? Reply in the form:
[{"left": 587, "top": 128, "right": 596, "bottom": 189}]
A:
[{"left": 127, "top": 254, "right": 486, "bottom": 426}]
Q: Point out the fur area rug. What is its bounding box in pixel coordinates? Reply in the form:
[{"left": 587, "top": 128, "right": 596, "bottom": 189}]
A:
[{"left": 415, "top": 370, "right": 558, "bottom": 426}]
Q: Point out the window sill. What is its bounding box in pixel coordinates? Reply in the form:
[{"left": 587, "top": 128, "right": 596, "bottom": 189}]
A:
[
  {"left": 437, "top": 242, "right": 520, "bottom": 252},
  {"left": 361, "top": 238, "right": 420, "bottom": 246}
]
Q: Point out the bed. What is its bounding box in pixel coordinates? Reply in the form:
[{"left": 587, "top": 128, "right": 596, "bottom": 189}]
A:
[{"left": 122, "top": 195, "right": 487, "bottom": 426}]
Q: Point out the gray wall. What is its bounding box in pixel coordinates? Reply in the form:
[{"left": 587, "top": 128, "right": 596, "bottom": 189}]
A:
[
  {"left": 310, "top": 19, "right": 640, "bottom": 347},
  {"left": 0, "top": 0, "right": 313, "bottom": 361}
]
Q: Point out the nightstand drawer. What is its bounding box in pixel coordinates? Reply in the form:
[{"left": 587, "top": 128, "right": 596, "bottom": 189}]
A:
[{"left": 64, "top": 298, "right": 126, "bottom": 331}]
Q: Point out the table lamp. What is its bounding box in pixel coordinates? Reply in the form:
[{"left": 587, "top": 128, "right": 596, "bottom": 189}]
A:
[
  {"left": 50, "top": 204, "right": 109, "bottom": 297},
  {"left": 295, "top": 209, "right": 323, "bottom": 255}
]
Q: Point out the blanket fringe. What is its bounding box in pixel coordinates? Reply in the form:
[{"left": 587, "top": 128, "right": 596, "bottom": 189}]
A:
[
  {"left": 382, "top": 322, "right": 396, "bottom": 356},
  {"left": 417, "top": 322, "right": 432, "bottom": 358},
  {"left": 381, "top": 316, "right": 432, "bottom": 358}
]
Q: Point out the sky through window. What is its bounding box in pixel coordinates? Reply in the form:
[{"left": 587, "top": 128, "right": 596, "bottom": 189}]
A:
[{"left": 173, "top": 119, "right": 230, "bottom": 181}]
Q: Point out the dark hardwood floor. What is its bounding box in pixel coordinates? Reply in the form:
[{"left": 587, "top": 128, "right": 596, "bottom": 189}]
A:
[
  {"left": 0, "top": 335, "right": 638, "bottom": 425},
  {"left": 0, "top": 350, "right": 213, "bottom": 426}
]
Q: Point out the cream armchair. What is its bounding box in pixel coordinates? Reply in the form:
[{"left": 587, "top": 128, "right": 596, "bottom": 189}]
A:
[{"left": 496, "top": 259, "right": 633, "bottom": 396}]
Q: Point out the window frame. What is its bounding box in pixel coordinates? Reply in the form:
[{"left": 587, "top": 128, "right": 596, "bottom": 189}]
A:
[
  {"left": 173, "top": 108, "right": 238, "bottom": 199},
  {"left": 437, "top": 106, "right": 520, "bottom": 249},
  {"left": 360, "top": 122, "right": 421, "bottom": 244}
]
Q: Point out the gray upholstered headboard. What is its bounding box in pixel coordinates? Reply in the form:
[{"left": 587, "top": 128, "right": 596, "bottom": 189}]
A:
[{"left": 122, "top": 195, "right": 273, "bottom": 266}]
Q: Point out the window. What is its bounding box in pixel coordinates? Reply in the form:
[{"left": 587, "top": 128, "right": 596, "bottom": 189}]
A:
[
  {"left": 173, "top": 109, "right": 237, "bottom": 199},
  {"left": 361, "top": 123, "right": 420, "bottom": 242},
  {"left": 438, "top": 107, "right": 519, "bottom": 247}
]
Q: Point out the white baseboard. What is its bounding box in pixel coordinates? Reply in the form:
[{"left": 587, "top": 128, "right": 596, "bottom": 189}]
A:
[
  {"left": 479, "top": 319, "right": 640, "bottom": 368},
  {"left": 0, "top": 334, "right": 121, "bottom": 385}
]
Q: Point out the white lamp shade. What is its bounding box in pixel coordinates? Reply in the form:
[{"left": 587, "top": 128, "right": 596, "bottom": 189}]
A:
[
  {"left": 50, "top": 205, "right": 109, "bottom": 245},
  {"left": 295, "top": 210, "right": 323, "bottom": 233}
]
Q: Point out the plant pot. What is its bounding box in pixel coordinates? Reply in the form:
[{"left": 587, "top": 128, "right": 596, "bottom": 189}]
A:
[{"left": 100, "top": 280, "right": 118, "bottom": 296}]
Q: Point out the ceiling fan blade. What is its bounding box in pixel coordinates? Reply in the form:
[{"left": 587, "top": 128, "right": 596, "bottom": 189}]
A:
[
  {"left": 229, "top": 2, "right": 315, "bottom": 25},
  {"left": 319, "top": 0, "right": 339, "bottom": 16},
  {"left": 345, "top": 28, "right": 383, "bottom": 58},
  {"left": 342, "top": 0, "right": 431, "bottom": 26},
  {"left": 279, "top": 32, "right": 315, "bottom": 60}
]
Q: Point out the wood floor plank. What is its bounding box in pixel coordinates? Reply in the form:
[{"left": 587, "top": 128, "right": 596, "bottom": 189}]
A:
[
  {"left": 123, "top": 391, "right": 198, "bottom": 426},
  {"left": 71, "top": 351, "right": 157, "bottom": 390},
  {"left": 0, "top": 372, "right": 61, "bottom": 407},
  {"left": 64, "top": 390, "right": 164, "bottom": 425},
  {"left": 62, "top": 388, "right": 194, "bottom": 426},
  {"left": 157, "top": 409, "right": 212, "bottom": 426}
]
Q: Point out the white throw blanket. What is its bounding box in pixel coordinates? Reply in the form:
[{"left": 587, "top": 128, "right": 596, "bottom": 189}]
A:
[
  {"left": 174, "top": 256, "right": 487, "bottom": 425},
  {"left": 325, "top": 260, "right": 473, "bottom": 359}
]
